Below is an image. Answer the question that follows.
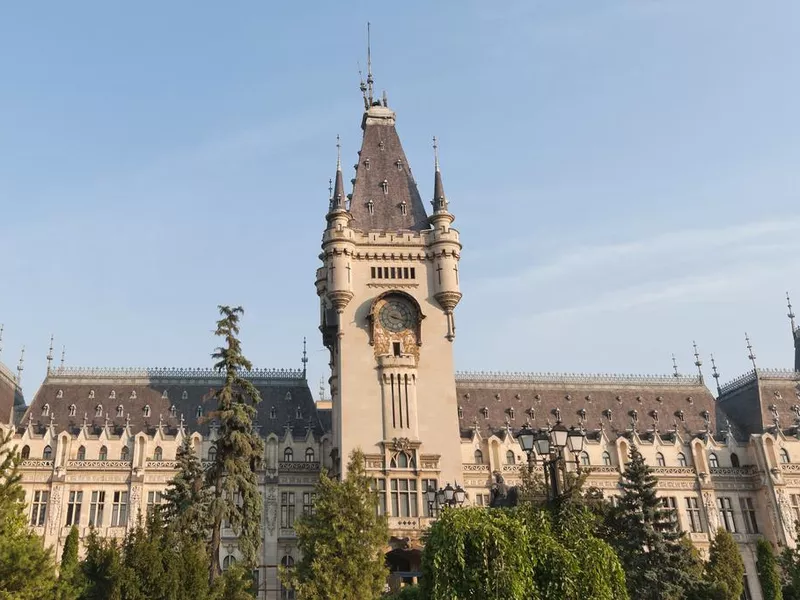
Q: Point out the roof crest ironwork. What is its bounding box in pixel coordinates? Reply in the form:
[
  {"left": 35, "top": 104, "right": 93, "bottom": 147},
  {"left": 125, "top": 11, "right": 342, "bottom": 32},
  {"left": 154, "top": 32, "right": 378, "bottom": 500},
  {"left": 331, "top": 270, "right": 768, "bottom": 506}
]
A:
[
  {"left": 455, "top": 371, "right": 703, "bottom": 386},
  {"left": 46, "top": 366, "right": 305, "bottom": 382}
]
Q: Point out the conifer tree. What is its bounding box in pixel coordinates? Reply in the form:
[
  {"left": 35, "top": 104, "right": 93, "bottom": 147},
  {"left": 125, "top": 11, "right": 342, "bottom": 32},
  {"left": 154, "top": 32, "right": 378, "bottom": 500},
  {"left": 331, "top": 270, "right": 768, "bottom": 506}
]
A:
[
  {"left": 162, "top": 437, "right": 212, "bottom": 541},
  {"left": 757, "top": 538, "right": 783, "bottom": 600},
  {"left": 80, "top": 530, "right": 122, "bottom": 600},
  {"left": 56, "top": 525, "right": 83, "bottom": 600},
  {"left": 705, "top": 528, "right": 745, "bottom": 600},
  {"left": 285, "top": 449, "right": 389, "bottom": 600},
  {"left": 606, "top": 445, "right": 697, "bottom": 600},
  {"left": 0, "top": 429, "right": 55, "bottom": 599},
  {"left": 206, "top": 305, "right": 264, "bottom": 583}
]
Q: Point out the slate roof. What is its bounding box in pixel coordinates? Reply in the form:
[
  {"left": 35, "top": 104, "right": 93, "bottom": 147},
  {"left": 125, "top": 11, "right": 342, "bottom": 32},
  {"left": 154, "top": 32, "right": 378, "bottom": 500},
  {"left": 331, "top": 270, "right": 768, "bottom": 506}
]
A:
[
  {"left": 455, "top": 372, "right": 719, "bottom": 440},
  {"left": 718, "top": 369, "right": 800, "bottom": 436},
  {"left": 0, "top": 361, "right": 22, "bottom": 426},
  {"left": 347, "top": 104, "right": 429, "bottom": 232},
  {"left": 19, "top": 367, "right": 323, "bottom": 439}
]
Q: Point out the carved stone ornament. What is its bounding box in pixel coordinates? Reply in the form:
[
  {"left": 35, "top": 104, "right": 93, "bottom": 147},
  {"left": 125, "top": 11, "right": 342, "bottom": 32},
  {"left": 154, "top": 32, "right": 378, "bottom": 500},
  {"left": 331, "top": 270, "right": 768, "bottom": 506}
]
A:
[
  {"left": 391, "top": 437, "right": 412, "bottom": 453},
  {"left": 265, "top": 487, "right": 278, "bottom": 535},
  {"left": 777, "top": 488, "right": 795, "bottom": 539},
  {"left": 703, "top": 492, "right": 719, "bottom": 532},
  {"left": 48, "top": 485, "right": 63, "bottom": 536},
  {"left": 129, "top": 485, "right": 142, "bottom": 528}
]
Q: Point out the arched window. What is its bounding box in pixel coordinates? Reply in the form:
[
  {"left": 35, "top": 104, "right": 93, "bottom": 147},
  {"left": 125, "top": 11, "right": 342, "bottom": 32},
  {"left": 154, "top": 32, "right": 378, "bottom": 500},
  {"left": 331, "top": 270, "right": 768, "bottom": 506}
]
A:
[
  {"left": 169, "top": 405, "right": 176, "bottom": 418},
  {"left": 182, "top": 390, "right": 188, "bottom": 400},
  {"left": 208, "top": 447, "right": 217, "bottom": 462},
  {"left": 89, "top": 390, "right": 95, "bottom": 399},
  {"left": 280, "top": 556, "right": 295, "bottom": 600},
  {"left": 154, "top": 447, "right": 163, "bottom": 461},
  {"left": 109, "top": 390, "right": 116, "bottom": 400},
  {"left": 43, "top": 445, "right": 52, "bottom": 460},
  {"left": 656, "top": 452, "right": 666, "bottom": 467},
  {"left": 42, "top": 404, "right": 50, "bottom": 417},
  {"left": 392, "top": 452, "right": 412, "bottom": 468},
  {"left": 130, "top": 390, "right": 137, "bottom": 400},
  {"left": 269, "top": 406, "right": 277, "bottom": 420},
  {"left": 295, "top": 407, "right": 302, "bottom": 419},
  {"left": 731, "top": 453, "right": 740, "bottom": 468},
  {"left": 481, "top": 407, "right": 489, "bottom": 419},
  {"left": 120, "top": 446, "right": 130, "bottom": 461},
  {"left": 602, "top": 451, "right": 612, "bottom": 466},
  {"left": 284, "top": 448, "right": 293, "bottom": 462},
  {"left": 474, "top": 449, "right": 484, "bottom": 464},
  {"left": 21, "top": 445, "right": 30, "bottom": 459},
  {"left": 95, "top": 404, "right": 103, "bottom": 417},
  {"left": 305, "top": 448, "right": 314, "bottom": 462},
  {"left": 99, "top": 446, "right": 108, "bottom": 460},
  {"left": 68, "top": 404, "right": 76, "bottom": 417},
  {"left": 222, "top": 555, "right": 236, "bottom": 571},
  {"left": 116, "top": 405, "right": 124, "bottom": 418},
  {"left": 77, "top": 446, "right": 86, "bottom": 460},
  {"left": 781, "top": 449, "right": 791, "bottom": 464},
  {"left": 458, "top": 406, "right": 464, "bottom": 419},
  {"left": 709, "top": 453, "right": 720, "bottom": 468},
  {"left": 143, "top": 405, "right": 151, "bottom": 418},
  {"left": 506, "top": 450, "right": 516, "bottom": 465},
  {"left": 196, "top": 406, "right": 203, "bottom": 419},
  {"left": 580, "top": 451, "right": 590, "bottom": 466},
  {"left": 162, "top": 390, "right": 169, "bottom": 399},
  {"left": 677, "top": 452, "right": 688, "bottom": 467},
  {"left": 56, "top": 390, "right": 64, "bottom": 399}
]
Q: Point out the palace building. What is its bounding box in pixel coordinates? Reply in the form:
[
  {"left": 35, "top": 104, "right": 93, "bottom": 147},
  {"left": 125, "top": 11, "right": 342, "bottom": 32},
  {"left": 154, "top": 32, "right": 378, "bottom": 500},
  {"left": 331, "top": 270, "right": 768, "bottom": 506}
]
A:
[{"left": 2, "top": 79, "right": 800, "bottom": 600}]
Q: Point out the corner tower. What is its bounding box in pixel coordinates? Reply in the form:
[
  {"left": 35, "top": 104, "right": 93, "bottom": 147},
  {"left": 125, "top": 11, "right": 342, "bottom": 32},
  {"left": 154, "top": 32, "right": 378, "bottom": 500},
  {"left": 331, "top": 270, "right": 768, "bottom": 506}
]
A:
[{"left": 316, "top": 95, "right": 463, "bottom": 517}]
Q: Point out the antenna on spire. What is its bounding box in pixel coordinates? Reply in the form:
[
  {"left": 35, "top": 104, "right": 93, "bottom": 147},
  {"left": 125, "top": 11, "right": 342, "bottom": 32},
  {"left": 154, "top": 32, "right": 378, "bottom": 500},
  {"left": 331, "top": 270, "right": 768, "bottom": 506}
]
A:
[
  {"left": 366, "top": 22, "right": 374, "bottom": 106},
  {"left": 60, "top": 346, "right": 66, "bottom": 369},
  {"left": 319, "top": 377, "right": 326, "bottom": 402},
  {"left": 336, "top": 134, "right": 341, "bottom": 171},
  {"left": 16, "top": 346, "right": 24, "bottom": 385},
  {"left": 672, "top": 354, "right": 680, "bottom": 378},
  {"left": 301, "top": 337, "right": 308, "bottom": 379},
  {"left": 693, "top": 341, "right": 704, "bottom": 382},
  {"left": 788, "top": 292, "right": 797, "bottom": 333},
  {"left": 745, "top": 332, "right": 757, "bottom": 371},
  {"left": 433, "top": 136, "right": 440, "bottom": 172},
  {"left": 710, "top": 354, "right": 721, "bottom": 395},
  {"left": 46, "top": 335, "right": 54, "bottom": 373}
]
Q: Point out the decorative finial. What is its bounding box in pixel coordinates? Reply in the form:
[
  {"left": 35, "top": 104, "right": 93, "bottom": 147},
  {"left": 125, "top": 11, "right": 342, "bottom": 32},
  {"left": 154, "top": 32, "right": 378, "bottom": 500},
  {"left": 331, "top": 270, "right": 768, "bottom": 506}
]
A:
[
  {"left": 16, "top": 346, "right": 24, "bottom": 385},
  {"left": 788, "top": 292, "right": 797, "bottom": 333},
  {"left": 336, "top": 134, "right": 341, "bottom": 171},
  {"left": 366, "top": 22, "right": 374, "bottom": 105},
  {"left": 301, "top": 337, "right": 308, "bottom": 378},
  {"left": 328, "top": 178, "right": 333, "bottom": 199},
  {"left": 60, "top": 346, "right": 65, "bottom": 369},
  {"left": 710, "top": 353, "right": 721, "bottom": 395},
  {"left": 672, "top": 354, "right": 680, "bottom": 378},
  {"left": 693, "top": 341, "right": 704, "bottom": 382},
  {"left": 433, "top": 136, "right": 440, "bottom": 172},
  {"left": 179, "top": 413, "right": 185, "bottom": 431},
  {"left": 46, "top": 335, "right": 54, "bottom": 373},
  {"left": 358, "top": 63, "right": 368, "bottom": 110},
  {"left": 746, "top": 332, "right": 758, "bottom": 370}
]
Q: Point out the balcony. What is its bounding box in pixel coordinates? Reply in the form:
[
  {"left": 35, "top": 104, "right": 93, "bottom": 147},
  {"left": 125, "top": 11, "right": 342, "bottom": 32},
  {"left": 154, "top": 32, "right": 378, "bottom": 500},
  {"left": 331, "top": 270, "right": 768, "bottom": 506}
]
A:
[
  {"left": 66, "top": 460, "right": 132, "bottom": 471},
  {"left": 278, "top": 461, "right": 321, "bottom": 473},
  {"left": 387, "top": 516, "right": 434, "bottom": 532}
]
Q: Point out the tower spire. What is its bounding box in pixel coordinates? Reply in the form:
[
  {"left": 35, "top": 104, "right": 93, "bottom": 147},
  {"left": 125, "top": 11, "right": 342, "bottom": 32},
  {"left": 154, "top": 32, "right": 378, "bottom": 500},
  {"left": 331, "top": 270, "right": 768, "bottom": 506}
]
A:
[
  {"left": 46, "top": 334, "right": 54, "bottom": 373},
  {"left": 60, "top": 345, "right": 66, "bottom": 369},
  {"left": 301, "top": 337, "right": 308, "bottom": 379},
  {"left": 366, "top": 22, "right": 374, "bottom": 106},
  {"left": 788, "top": 292, "right": 797, "bottom": 332},
  {"left": 710, "top": 354, "right": 721, "bottom": 395},
  {"left": 693, "top": 341, "right": 704, "bottom": 383},
  {"left": 745, "top": 332, "right": 757, "bottom": 371},
  {"left": 330, "top": 135, "right": 346, "bottom": 212},
  {"left": 16, "top": 346, "right": 24, "bottom": 385},
  {"left": 672, "top": 354, "right": 680, "bottom": 378},
  {"left": 432, "top": 136, "right": 448, "bottom": 213}
]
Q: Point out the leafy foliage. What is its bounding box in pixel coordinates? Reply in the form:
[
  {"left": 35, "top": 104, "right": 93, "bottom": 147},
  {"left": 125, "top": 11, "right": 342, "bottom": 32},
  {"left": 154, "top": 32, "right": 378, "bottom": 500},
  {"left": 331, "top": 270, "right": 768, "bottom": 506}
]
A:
[
  {"left": 756, "top": 538, "right": 783, "bottom": 600},
  {"left": 285, "top": 449, "right": 389, "bottom": 600},
  {"left": 0, "top": 429, "right": 55, "bottom": 600},
  {"left": 206, "top": 305, "right": 265, "bottom": 581},
  {"left": 162, "top": 437, "right": 213, "bottom": 541}
]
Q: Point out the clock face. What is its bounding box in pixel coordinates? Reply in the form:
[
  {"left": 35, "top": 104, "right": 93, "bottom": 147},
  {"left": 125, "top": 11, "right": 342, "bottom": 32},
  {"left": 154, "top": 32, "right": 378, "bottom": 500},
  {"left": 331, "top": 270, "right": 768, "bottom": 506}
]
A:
[{"left": 379, "top": 298, "right": 415, "bottom": 333}]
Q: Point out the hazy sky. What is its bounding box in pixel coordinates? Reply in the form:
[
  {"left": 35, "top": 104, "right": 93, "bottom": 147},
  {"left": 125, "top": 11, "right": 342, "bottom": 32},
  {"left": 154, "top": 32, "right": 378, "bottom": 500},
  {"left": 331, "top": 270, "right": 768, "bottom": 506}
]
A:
[{"left": 1, "top": 1, "right": 799, "bottom": 397}]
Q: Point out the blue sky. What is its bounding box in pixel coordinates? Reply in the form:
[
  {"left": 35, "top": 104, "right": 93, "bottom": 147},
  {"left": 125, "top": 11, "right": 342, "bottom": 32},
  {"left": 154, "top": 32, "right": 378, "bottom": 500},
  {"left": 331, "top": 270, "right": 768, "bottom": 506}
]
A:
[{"left": 1, "top": 1, "right": 799, "bottom": 397}]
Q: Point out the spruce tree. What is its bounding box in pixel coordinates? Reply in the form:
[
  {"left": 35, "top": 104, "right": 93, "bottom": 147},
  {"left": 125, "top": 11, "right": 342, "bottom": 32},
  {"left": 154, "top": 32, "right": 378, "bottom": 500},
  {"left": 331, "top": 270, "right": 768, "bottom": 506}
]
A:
[
  {"left": 705, "top": 528, "right": 744, "bottom": 600},
  {"left": 757, "top": 538, "right": 783, "bottom": 600},
  {"left": 0, "top": 429, "right": 55, "bottom": 599},
  {"left": 285, "top": 450, "right": 389, "bottom": 600},
  {"left": 80, "top": 529, "right": 122, "bottom": 600},
  {"left": 56, "top": 525, "right": 83, "bottom": 600},
  {"left": 162, "top": 437, "right": 212, "bottom": 541},
  {"left": 606, "top": 445, "right": 696, "bottom": 600},
  {"left": 205, "top": 305, "right": 264, "bottom": 583}
]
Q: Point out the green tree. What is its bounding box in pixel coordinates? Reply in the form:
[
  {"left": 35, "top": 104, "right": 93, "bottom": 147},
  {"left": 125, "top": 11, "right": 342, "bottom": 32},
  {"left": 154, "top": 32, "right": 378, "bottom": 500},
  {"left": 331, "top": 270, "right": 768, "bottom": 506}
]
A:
[
  {"left": 80, "top": 530, "right": 122, "bottom": 600},
  {"left": 605, "top": 445, "right": 698, "bottom": 600},
  {"left": 0, "top": 429, "right": 55, "bottom": 600},
  {"left": 214, "top": 563, "right": 255, "bottom": 600},
  {"left": 162, "top": 437, "right": 213, "bottom": 541},
  {"left": 705, "top": 529, "right": 744, "bottom": 600},
  {"left": 206, "top": 305, "right": 265, "bottom": 583},
  {"left": 285, "top": 449, "right": 389, "bottom": 600},
  {"left": 56, "top": 525, "right": 83, "bottom": 600},
  {"left": 757, "top": 538, "right": 783, "bottom": 600}
]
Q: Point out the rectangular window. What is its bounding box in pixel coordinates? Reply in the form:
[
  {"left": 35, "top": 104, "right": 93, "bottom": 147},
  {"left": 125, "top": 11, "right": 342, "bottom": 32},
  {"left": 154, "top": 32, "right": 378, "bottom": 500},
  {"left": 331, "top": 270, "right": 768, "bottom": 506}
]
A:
[
  {"left": 661, "top": 496, "right": 679, "bottom": 525},
  {"left": 686, "top": 497, "right": 703, "bottom": 533},
  {"left": 89, "top": 491, "right": 105, "bottom": 527},
  {"left": 422, "top": 479, "right": 438, "bottom": 517},
  {"left": 302, "top": 492, "right": 315, "bottom": 516},
  {"left": 403, "top": 267, "right": 409, "bottom": 279},
  {"left": 370, "top": 267, "right": 376, "bottom": 278},
  {"left": 390, "top": 267, "right": 396, "bottom": 278},
  {"left": 742, "top": 575, "right": 753, "bottom": 600},
  {"left": 280, "top": 492, "right": 296, "bottom": 528},
  {"left": 410, "top": 267, "right": 416, "bottom": 279},
  {"left": 147, "top": 490, "right": 163, "bottom": 514},
  {"left": 111, "top": 491, "right": 128, "bottom": 527},
  {"left": 30, "top": 490, "right": 48, "bottom": 526},
  {"left": 740, "top": 497, "right": 759, "bottom": 534},
  {"left": 66, "top": 490, "right": 83, "bottom": 526},
  {"left": 718, "top": 497, "right": 736, "bottom": 533},
  {"left": 390, "top": 479, "right": 418, "bottom": 518},
  {"left": 371, "top": 479, "right": 386, "bottom": 516},
  {"left": 383, "top": 267, "right": 389, "bottom": 279},
  {"left": 791, "top": 494, "right": 800, "bottom": 525}
]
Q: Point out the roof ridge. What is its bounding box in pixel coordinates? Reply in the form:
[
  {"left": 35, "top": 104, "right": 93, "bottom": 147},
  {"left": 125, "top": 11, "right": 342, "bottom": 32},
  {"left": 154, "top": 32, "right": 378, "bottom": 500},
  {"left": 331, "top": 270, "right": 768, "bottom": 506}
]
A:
[
  {"left": 455, "top": 371, "right": 703, "bottom": 386},
  {"left": 0, "top": 362, "right": 17, "bottom": 387},
  {"left": 47, "top": 366, "right": 305, "bottom": 382}
]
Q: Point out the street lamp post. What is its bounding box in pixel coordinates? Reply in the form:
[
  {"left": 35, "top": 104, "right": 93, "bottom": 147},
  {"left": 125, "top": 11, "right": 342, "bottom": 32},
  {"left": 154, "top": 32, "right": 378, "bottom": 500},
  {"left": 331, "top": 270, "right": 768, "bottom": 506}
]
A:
[
  {"left": 516, "top": 422, "right": 586, "bottom": 501},
  {"left": 426, "top": 482, "right": 466, "bottom": 518}
]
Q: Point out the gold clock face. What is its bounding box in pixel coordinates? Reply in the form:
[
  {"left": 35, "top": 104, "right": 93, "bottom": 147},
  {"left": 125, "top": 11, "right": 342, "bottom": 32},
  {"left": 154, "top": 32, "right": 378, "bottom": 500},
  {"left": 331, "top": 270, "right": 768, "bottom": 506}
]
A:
[{"left": 379, "top": 299, "right": 415, "bottom": 333}]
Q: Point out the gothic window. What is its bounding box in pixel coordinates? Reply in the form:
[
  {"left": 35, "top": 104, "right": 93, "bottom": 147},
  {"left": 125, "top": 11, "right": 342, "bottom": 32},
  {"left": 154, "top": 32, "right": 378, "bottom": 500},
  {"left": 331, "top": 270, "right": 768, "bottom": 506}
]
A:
[
  {"left": 602, "top": 451, "right": 612, "bottom": 466},
  {"left": 305, "top": 448, "right": 314, "bottom": 462},
  {"left": 43, "top": 445, "right": 52, "bottom": 460},
  {"left": 580, "top": 451, "right": 590, "bottom": 466},
  {"left": 196, "top": 406, "right": 203, "bottom": 418},
  {"left": 116, "top": 405, "right": 124, "bottom": 418},
  {"left": 89, "top": 390, "right": 95, "bottom": 399},
  {"left": 506, "top": 450, "right": 516, "bottom": 465},
  {"left": 222, "top": 555, "right": 236, "bottom": 571},
  {"left": 284, "top": 448, "right": 293, "bottom": 462},
  {"left": 143, "top": 405, "right": 151, "bottom": 418},
  {"left": 391, "top": 451, "right": 414, "bottom": 469},
  {"left": 270, "top": 406, "right": 277, "bottom": 419},
  {"left": 731, "top": 453, "right": 740, "bottom": 468},
  {"left": 99, "top": 446, "right": 108, "bottom": 460},
  {"left": 56, "top": 389, "right": 64, "bottom": 399},
  {"left": 21, "top": 445, "right": 30, "bottom": 459},
  {"left": 77, "top": 446, "right": 86, "bottom": 460},
  {"left": 154, "top": 447, "right": 163, "bottom": 461},
  {"left": 656, "top": 452, "right": 666, "bottom": 467},
  {"left": 367, "top": 199, "right": 374, "bottom": 215},
  {"left": 120, "top": 446, "right": 130, "bottom": 461},
  {"left": 709, "top": 453, "right": 720, "bottom": 468},
  {"left": 182, "top": 390, "right": 188, "bottom": 400},
  {"left": 781, "top": 448, "right": 791, "bottom": 464},
  {"left": 169, "top": 405, "right": 176, "bottom": 418},
  {"left": 481, "top": 407, "right": 489, "bottom": 419},
  {"left": 208, "top": 447, "right": 216, "bottom": 462},
  {"left": 130, "top": 391, "right": 137, "bottom": 400},
  {"left": 458, "top": 406, "right": 463, "bottom": 419},
  {"left": 677, "top": 452, "right": 688, "bottom": 467},
  {"left": 69, "top": 404, "right": 76, "bottom": 417},
  {"left": 109, "top": 390, "right": 116, "bottom": 400},
  {"left": 295, "top": 407, "right": 302, "bottom": 419},
  {"left": 42, "top": 404, "right": 50, "bottom": 417},
  {"left": 474, "top": 449, "right": 484, "bottom": 464},
  {"left": 400, "top": 201, "right": 407, "bottom": 216},
  {"left": 381, "top": 179, "right": 388, "bottom": 194},
  {"left": 95, "top": 404, "right": 103, "bottom": 417},
  {"left": 508, "top": 408, "right": 515, "bottom": 420}
]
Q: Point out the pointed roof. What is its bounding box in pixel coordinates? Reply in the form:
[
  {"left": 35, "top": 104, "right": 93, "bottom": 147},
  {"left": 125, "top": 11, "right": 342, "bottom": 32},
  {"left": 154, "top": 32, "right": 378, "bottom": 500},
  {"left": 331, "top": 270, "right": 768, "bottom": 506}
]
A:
[
  {"left": 432, "top": 136, "right": 446, "bottom": 208},
  {"left": 330, "top": 137, "right": 346, "bottom": 212},
  {"left": 347, "top": 104, "right": 429, "bottom": 231}
]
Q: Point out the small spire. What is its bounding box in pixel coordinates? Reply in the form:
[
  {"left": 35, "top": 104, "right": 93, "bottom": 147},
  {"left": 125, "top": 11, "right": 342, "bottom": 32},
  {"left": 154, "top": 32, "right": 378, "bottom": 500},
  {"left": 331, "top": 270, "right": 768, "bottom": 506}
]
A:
[
  {"left": 319, "top": 377, "right": 326, "bottom": 402},
  {"left": 301, "top": 337, "right": 308, "bottom": 378},
  {"left": 16, "top": 346, "right": 24, "bottom": 385},
  {"left": 693, "top": 341, "right": 704, "bottom": 382},
  {"left": 336, "top": 134, "right": 341, "bottom": 171},
  {"left": 432, "top": 136, "right": 447, "bottom": 212},
  {"left": 46, "top": 335, "right": 54, "bottom": 373},
  {"left": 60, "top": 346, "right": 65, "bottom": 369},
  {"left": 433, "top": 136, "right": 440, "bottom": 172},
  {"left": 745, "top": 332, "right": 758, "bottom": 370},
  {"left": 710, "top": 353, "right": 722, "bottom": 395},
  {"left": 331, "top": 135, "right": 346, "bottom": 211},
  {"left": 788, "top": 292, "right": 797, "bottom": 332},
  {"left": 672, "top": 354, "right": 680, "bottom": 378},
  {"left": 366, "top": 22, "right": 374, "bottom": 106},
  {"left": 328, "top": 178, "right": 333, "bottom": 200}
]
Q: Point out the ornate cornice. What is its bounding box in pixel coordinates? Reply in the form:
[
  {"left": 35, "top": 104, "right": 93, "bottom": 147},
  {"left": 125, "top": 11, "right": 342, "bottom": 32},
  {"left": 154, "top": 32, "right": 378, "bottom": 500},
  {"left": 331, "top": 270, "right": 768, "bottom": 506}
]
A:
[
  {"left": 45, "top": 366, "right": 305, "bottom": 385},
  {"left": 455, "top": 371, "right": 703, "bottom": 387}
]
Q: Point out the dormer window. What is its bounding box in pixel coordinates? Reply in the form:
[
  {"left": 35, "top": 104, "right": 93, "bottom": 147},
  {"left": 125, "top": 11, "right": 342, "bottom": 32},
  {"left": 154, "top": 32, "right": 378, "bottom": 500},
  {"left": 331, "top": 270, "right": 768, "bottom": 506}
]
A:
[
  {"left": 395, "top": 159, "right": 403, "bottom": 171},
  {"left": 88, "top": 390, "right": 95, "bottom": 399},
  {"left": 182, "top": 390, "right": 188, "bottom": 400},
  {"left": 507, "top": 408, "right": 515, "bottom": 420},
  {"left": 56, "top": 390, "right": 63, "bottom": 399},
  {"left": 364, "top": 158, "right": 370, "bottom": 169},
  {"left": 196, "top": 406, "right": 203, "bottom": 419},
  {"left": 130, "top": 391, "right": 137, "bottom": 400},
  {"left": 285, "top": 392, "right": 292, "bottom": 401},
  {"left": 143, "top": 405, "right": 151, "bottom": 418},
  {"left": 270, "top": 406, "right": 277, "bottom": 420},
  {"left": 109, "top": 390, "right": 116, "bottom": 400},
  {"left": 481, "top": 407, "right": 489, "bottom": 419},
  {"left": 677, "top": 410, "right": 685, "bottom": 422},
  {"left": 162, "top": 390, "right": 168, "bottom": 399},
  {"left": 296, "top": 407, "right": 302, "bottom": 419},
  {"left": 169, "top": 405, "right": 177, "bottom": 418},
  {"left": 69, "top": 404, "right": 76, "bottom": 417},
  {"left": 116, "top": 405, "right": 124, "bottom": 418},
  {"left": 458, "top": 406, "right": 463, "bottom": 419},
  {"left": 399, "top": 201, "right": 407, "bottom": 216},
  {"left": 380, "top": 180, "right": 388, "bottom": 195},
  {"left": 95, "top": 404, "right": 103, "bottom": 417},
  {"left": 42, "top": 404, "right": 50, "bottom": 417},
  {"left": 367, "top": 199, "right": 374, "bottom": 215}
]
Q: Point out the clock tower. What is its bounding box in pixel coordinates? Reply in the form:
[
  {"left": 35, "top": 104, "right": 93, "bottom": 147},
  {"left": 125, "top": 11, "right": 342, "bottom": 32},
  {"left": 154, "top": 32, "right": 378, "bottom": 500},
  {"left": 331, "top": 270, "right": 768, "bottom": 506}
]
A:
[{"left": 316, "top": 92, "right": 463, "bottom": 521}]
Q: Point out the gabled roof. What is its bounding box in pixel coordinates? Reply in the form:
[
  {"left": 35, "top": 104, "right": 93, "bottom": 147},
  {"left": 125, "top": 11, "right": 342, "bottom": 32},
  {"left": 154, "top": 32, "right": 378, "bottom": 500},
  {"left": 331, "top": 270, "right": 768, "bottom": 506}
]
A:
[
  {"left": 718, "top": 368, "right": 800, "bottom": 436},
  {"left": 0, "top": 361, "right": 22, "bottom": 426},
  {"left": 347, "top": 104, "right": 429, "bottom": 232}
]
